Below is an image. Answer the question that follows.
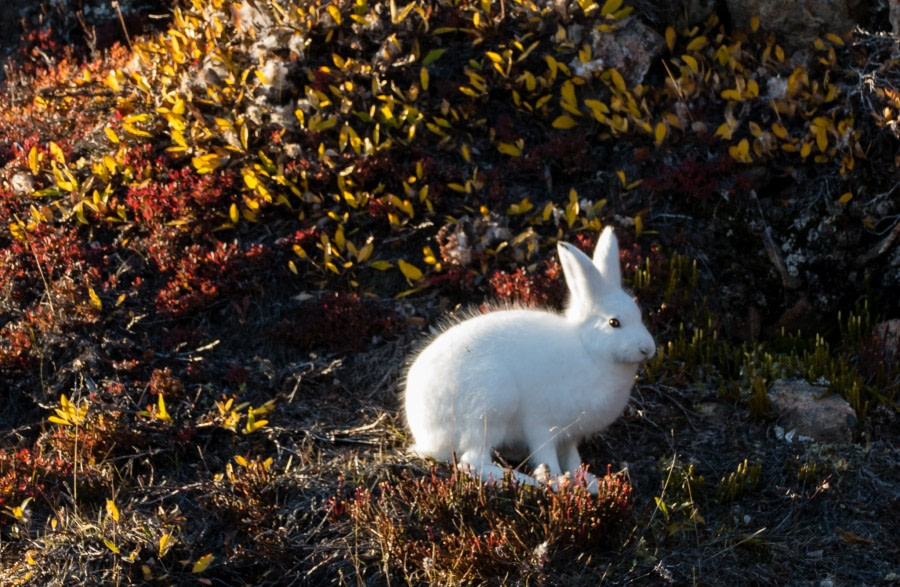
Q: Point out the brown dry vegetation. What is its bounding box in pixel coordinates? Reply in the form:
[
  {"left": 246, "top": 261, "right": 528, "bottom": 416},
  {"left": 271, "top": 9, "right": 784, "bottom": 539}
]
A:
[{"left": 0, "top": 0, "right": 897, "bottom": 584}]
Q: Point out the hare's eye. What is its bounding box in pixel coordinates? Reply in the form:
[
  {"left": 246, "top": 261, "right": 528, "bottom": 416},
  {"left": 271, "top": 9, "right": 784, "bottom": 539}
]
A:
[{"left": 608, "top": 318, "right": 621, "bottom": 328}]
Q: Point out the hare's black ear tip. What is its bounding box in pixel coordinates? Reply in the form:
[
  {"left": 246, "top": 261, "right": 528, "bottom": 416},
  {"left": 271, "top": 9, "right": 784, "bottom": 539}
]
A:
[{"left": 557, "top": 241, "right": 573, "bottom": 253}]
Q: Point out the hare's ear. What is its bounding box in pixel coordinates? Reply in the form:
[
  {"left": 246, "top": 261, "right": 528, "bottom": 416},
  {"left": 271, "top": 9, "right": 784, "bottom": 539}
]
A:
[
  {"left": 592, "top": 226, "right": 622, "bottom": 289},
  {"left": 558, "top": 242, "right": 606, "bottom": 319}
]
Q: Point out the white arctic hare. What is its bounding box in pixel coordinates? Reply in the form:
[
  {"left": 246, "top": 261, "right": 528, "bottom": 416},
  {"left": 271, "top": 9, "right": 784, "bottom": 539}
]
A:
[{"left": 404, "top": 226, "right": 656, "bottom": 493}]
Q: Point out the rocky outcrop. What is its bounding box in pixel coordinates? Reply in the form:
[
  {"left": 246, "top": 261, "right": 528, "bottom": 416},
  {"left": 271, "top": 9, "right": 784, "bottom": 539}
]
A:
[{"left": 724, "top": 0, "right": 870, "bottom": 50}]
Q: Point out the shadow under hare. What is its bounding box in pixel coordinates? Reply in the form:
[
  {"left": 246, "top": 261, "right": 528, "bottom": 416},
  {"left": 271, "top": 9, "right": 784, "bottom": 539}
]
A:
[{"left": 404, "top": 227, "right": 655, "bottom": 493}]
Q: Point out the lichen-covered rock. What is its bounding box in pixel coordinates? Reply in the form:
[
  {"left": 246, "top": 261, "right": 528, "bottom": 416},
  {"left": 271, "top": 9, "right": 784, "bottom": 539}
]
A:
[
  {"left": 724, "top": 0, "right": 868, "bottom": 49},
  {"left": 570, "top": 16, "right": 664, "bottom": 85},
  {"left": 770, "top": 379, "right": 857, "bottom": 443}
]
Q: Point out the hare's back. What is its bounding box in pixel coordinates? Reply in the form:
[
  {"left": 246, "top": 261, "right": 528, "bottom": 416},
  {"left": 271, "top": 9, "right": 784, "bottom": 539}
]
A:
[{"left": 408, "top": 309, "right": 575, "bottom": 387}]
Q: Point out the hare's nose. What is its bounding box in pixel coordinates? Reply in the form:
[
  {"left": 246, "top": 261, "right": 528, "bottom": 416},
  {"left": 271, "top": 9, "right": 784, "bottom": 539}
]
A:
[{"left": 640, "top": 344, "right": 656, "bottom": 358}]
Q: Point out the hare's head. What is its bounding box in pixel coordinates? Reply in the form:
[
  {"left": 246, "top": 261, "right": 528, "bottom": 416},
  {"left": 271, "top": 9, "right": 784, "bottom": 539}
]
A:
[{"left": 558, "top": 227, "right": 656, "bottom": 365}]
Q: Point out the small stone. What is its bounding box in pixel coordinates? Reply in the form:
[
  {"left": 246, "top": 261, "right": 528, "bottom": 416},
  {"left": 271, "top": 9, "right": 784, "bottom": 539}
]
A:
[
  {"left": 9, "top": 172, "right": 34, "bottom": 195},
  {"left": 769, "top": 379, "right": 856, "bottom": 443},
  {"left": 695, "top": 401, "right": 730, "bottom": 422}
]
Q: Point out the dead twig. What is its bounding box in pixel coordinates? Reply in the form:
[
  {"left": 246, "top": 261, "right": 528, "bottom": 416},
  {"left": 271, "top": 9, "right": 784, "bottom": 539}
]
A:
[{"left": 855, "top": 219, "right": 900, "bottom": 266}]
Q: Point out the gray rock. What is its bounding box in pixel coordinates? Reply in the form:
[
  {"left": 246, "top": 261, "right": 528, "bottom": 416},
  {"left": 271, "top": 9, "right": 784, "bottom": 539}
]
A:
[
  {"left": 769, "top": 379, "right": 856, "bottom": 443},
  {"left": 871, "top": 319, "right": 900, "bottom": 358},
  {"left": 892, "top": 0, "right": 900, "bottom": 36},
  {"left": 724, "top": 0, "right": 868, "bottom": 50}
]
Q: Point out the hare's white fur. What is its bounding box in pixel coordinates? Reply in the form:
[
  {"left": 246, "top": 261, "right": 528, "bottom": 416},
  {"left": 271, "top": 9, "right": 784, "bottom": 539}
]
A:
[{"left": 404, "top": 227, "right": 656, "bottom": 493}]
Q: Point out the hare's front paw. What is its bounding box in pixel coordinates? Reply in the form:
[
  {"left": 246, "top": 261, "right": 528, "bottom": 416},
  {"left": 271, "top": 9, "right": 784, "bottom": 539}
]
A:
[
  {"left": 533, "top": 464, "right": 576, "bottom": 492},
  {"left": 533, "top": 463, "right": 552, "bottom": 484}
]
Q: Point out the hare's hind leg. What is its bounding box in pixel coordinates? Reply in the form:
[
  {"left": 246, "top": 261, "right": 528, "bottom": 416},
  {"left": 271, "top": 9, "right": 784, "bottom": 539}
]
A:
[{"left": 457, "top": 449, "right": 542, "bottom": 488}]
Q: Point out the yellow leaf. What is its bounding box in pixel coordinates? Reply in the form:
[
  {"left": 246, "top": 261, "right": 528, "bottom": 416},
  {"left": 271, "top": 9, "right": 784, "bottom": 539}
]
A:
[
  {"left": 609, "top": 69, "right": 626, "bottom": 93},
  {"left": 192, "top": 554, "right": 214, "bottom": 574},
  {"left": 106, "top": 499, "right": 120, "bottom": 522},
  {"left": 507, "top": 197, "right": 534, "bottom": 215},
  {"left": 665, "top": 26, "right": 676, "bottom": 52},
  {"left": 234, "top": 455, "right": 249, "bottom": 467},
  {"left": 420, "top": 67, "right": 429, "bottom": 91},
  {"left": 542, "top": 202, "right": 554, "bottom": 221},
  {"left": 497, "top": 141, "right": 523, "bottom": 156},
  {"left": 192, "top": 153, "right": 225, "bottom": 174},
  {"left": 398, "top": 259, "right": 424, "bottom": 283},
  {"left": 728, "top": 138, "right": 752, "bottom": 162},
  {"left": 49, "top": 142, "right": 66, "bottom": 165},
  {"left": 253, "top": 400, "right": 275, "bottom": 416},
  {"left": 560, "top": 80, "right": 578, "bottom": 111},
  {"left": 105, "top": 126, "right": 120, "bottom": 145},
  {"left": 686, "top": 36, "right": 708, "bottom": 51},
  {"left": 815, "top": 130, "right": 828, "bottom": 152},
  {"left": 122, "top": 122, "right": 152, "bottom": 138},
  {"left": 750, "top": 15, "right": 760, "bottom": 33},
  {"left": 600, "top": 0, "right": 623, "bottom": 16},
  {"left": 48, "top": 416, "right": 72, "bottom": 426},
  {"left": 239, "top": 123, "right": 249, "bottom": 151},
  {"left": 715, "top": 121, "right": 736, "bottom": 141},
  {"left": 242, "top": 169, "right": 259, "bottom": 190},
  {"left": 28, "top": 146, "right": 40, "bottom": 175},
  {"left": 88, "top": 287, "right": 102, "bottom": 310},
  {"left": 326, "top": 4, "right": 342, "bottom": 25},
  {"left": 771, "top": 122, "right": 789, "bottom": 139},
  {"left": 103, "top": 539, "right": 120, "bottom": 554},
  {"left": 244, "top": 418, "right": 268, "bottom": 433},
  {"left": 681, "top": 54, "right": 699, "bottom": 74},
  {"left": 104, "top": 70, "right": 121, "bottom": 92},
  {"left": 460, "top": 143, "right": 471, "bottom": 163},
  {"left": 357, "top": 239, "right": 374, "bottom": 262},
  {"left": 825, "top": 33, "right": 845, "bottom": 46},
  {"left": 552, "top": 115, "right": 578, "bottom": 129},
  {"left": 746, "top": 78, "right": 759, "bottom": 98},
  {"left": 584, "top": 99, "right": 609, "bottom": 121},
  {"left": 838, "top": 192, "right": 853, "bottom": 204},
  {"left": 159, "top": 533, "right": 175, "bottom": 558},
  {"left": 654, "top": 122, "right": 667, "bottom": 146},
  {"left": 158, "top": 394, "right": 172, "bottom": 422},
  {"left": 115, "top": 293, "right": 126, "bottom": 307},
  {"left": 578, "top": 43, "right": 592, "bottom": 64},
  {"left": 229, "top": 203, "right": 240, "bottom": 224}
]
